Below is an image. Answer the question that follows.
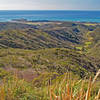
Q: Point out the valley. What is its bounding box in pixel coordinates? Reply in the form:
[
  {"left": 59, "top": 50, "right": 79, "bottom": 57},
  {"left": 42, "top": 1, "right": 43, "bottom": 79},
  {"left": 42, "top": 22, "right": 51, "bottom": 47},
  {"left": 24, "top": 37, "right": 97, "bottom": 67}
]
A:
[{"left": 0, "top": 21, "right": 100, "bottom": 100}]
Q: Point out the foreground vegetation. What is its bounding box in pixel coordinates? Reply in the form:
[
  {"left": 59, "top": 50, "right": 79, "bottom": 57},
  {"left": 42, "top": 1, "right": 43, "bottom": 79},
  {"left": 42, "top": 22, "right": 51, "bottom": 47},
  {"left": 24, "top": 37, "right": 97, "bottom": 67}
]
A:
[{"left": 0, "top": 70, "right": 100, "bottom": 100}]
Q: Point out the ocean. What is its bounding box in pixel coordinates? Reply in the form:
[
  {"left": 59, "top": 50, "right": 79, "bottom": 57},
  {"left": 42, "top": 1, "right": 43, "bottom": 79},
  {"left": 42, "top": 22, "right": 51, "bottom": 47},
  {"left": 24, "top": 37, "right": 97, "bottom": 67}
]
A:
[{"left": 0, "top": 10, "right": 100, "bottom": 22}]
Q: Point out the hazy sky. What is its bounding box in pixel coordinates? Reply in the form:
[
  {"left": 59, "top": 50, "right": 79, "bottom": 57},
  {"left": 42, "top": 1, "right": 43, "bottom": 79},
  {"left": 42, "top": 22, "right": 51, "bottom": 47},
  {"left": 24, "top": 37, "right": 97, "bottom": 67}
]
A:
[{"left": 0, "top": 0, "right": 100, "bottom": 10}]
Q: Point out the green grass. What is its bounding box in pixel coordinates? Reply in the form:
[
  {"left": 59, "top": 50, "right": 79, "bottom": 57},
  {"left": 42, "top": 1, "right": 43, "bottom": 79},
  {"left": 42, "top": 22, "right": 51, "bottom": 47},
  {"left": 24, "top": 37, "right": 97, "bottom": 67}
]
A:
[
  {"left": 84, "top": 23, "right": 97, "bottom": 26},
  {"left": 75, "top": 46, "right": 83, "bottom": 50},
  {"left": 85, "top": 42, "right": 92, "bottom": 45}
]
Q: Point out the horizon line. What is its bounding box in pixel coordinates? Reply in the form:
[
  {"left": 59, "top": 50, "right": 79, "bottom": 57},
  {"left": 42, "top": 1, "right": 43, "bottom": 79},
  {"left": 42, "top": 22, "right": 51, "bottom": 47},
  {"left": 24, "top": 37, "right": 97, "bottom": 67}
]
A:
[{"left": 0, "top": 9, "right": 100, "bottom": 11}]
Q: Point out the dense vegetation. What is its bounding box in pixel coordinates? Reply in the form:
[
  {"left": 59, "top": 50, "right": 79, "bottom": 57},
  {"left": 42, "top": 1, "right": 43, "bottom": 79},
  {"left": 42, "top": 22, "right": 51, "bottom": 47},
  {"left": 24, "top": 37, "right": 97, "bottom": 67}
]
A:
[{"left": 0, "top": 21, "right": 100, "bottom": 100}]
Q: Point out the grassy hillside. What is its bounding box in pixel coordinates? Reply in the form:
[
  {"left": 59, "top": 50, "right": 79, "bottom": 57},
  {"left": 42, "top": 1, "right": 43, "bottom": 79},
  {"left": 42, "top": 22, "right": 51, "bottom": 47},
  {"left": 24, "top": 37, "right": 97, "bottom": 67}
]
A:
[
  {"left": 0, "top": 22, "right": 97, "bottom": 49},
  {"left": 0, "top": 48, "right": 99, "bottom": 79},
  {"left": 0, "top": 21, "right": 99, "bottom": 100},
  {"left": 87, "top": 27, "right": 100, "bottom": 59}
]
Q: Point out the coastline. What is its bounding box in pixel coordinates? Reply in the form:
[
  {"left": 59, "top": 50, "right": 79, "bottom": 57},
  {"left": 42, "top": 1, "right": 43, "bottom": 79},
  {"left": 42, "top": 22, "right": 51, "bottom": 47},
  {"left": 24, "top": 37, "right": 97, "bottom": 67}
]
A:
[{"left": 0, "top": 10, "right": 100, "bottom": 23}]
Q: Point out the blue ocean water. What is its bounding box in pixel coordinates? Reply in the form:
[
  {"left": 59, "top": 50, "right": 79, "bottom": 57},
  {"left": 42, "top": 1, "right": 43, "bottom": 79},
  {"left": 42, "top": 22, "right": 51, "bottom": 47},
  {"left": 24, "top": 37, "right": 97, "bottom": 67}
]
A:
[{"left": 0, "top": 10, "right": 100, "bottom": 22}]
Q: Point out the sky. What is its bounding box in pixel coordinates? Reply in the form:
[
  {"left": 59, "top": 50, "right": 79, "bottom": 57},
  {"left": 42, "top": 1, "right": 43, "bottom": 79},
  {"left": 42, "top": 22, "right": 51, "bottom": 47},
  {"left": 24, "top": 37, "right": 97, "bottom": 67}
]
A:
[{"left": 0, "top": 0, "right": 100, "bottom": 10}]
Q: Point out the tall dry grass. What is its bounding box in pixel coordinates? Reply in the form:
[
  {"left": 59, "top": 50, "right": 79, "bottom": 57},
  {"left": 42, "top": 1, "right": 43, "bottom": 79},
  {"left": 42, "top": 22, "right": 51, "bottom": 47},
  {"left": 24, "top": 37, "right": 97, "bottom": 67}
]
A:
[
  {"left": 0, "top": 69, "right": 99, "bottom": 100},
  {"left": 49, "top": 69, "right": 100, "bottom": 100}
]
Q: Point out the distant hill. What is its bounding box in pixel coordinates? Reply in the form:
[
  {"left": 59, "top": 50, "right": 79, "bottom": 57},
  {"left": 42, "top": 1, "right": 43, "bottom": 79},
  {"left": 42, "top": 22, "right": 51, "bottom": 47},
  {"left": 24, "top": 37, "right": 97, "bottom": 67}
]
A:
[{"left": 0, "top": 22, "right": 96, "bottom": 49}]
